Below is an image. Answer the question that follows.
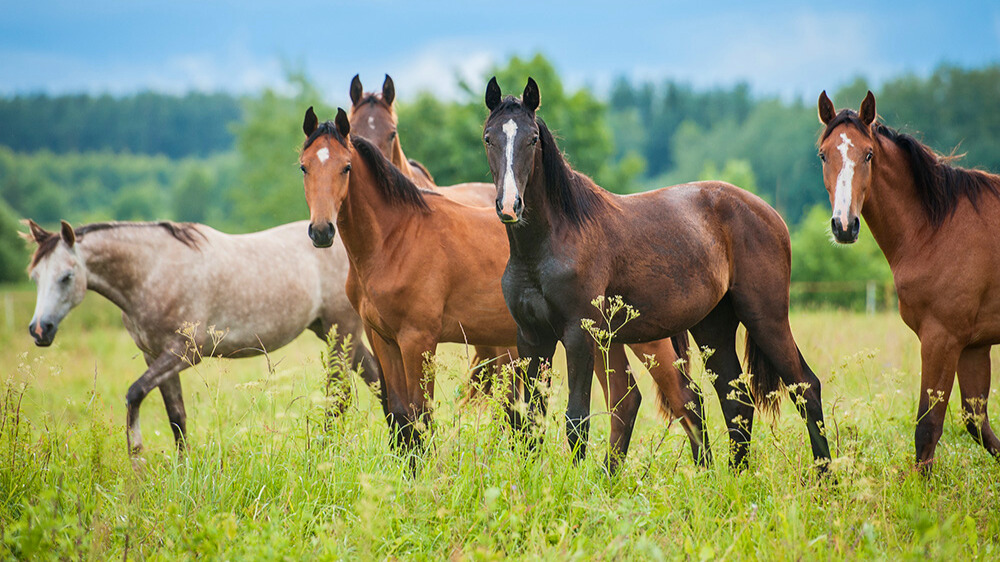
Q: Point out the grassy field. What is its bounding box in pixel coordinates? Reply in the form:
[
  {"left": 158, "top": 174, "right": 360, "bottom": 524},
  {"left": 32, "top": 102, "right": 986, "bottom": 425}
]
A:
[{"left": 1, "top": 287, "right": 998, "bottom": 560}]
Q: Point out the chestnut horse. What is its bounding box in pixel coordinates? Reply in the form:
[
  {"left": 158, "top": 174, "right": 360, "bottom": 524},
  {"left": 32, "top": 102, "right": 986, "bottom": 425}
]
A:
[
  {"left": 483, "top": 77, "right": 832, "bottom": 471},
  {"left": 349, "top": 74, "right": 512, "bottom": 389},
  {"left": 23, "top": 220, "right": 378, "bottom": 455},
  {"left": 817, "top": 91, "right": 1000, "bottom": 469},
  {"left": 301, "top": 107, "right": 709, "bottom": 470},
  {"left": 348, "top": 74, "right": 495, "bottom": 207}
]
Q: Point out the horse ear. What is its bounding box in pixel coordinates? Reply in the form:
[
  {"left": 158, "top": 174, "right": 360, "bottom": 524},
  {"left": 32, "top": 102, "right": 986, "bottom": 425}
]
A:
[
  {"left": 60, "top": 220, "right": 75, "bottom": 248},
  {"left": 350, "top": 74, "right": 363, "bottom": 106},
  {"left": 335, "top": 107, "right": 351, "bottom": 138},
  {"left": 303, "top": 106, "right": 318, "bottom": 137},
  {"left": 818, "top": 91, "right": 836, "bottom": 125},
  {"left": 859, "top": 90, "right": 876, "bottom": 126},
  {"left": 382, "top": 74, "right": 395, "bottom": 106},
  {"left": 23, "top": 219, "right": 48, "bottom": 244},
  {"left": 523, "top": 77, "right": 540, "bottom": 112},
  {"left": 485, "top": 76, "right": 501, "bottom": 111}
]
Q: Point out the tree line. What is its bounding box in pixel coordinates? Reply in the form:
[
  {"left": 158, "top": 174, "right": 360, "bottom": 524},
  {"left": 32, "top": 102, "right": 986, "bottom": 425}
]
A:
[{"left": 2, "top": 55, "right": 998, "bottom": 307}]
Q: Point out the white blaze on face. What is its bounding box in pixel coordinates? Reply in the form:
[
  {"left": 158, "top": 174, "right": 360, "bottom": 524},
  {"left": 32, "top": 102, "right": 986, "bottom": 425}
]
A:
[
  {"left": 368, "top": 116, "right": 375, "bottom": 130},
  {"left": 500, "top": 119, "right": 519, "bottom": 213},
  {"left": 833, "top": 132, "right": 856, "bottom": 224},
  {"left": 316, "top": 147, "right": 330, "bottom": 163}
]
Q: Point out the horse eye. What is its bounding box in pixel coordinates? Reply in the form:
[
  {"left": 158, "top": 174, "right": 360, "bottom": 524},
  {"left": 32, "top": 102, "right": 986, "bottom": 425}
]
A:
[
  {"left": 483, "top": 135, "right": 491, "bottom": 146},
  {"left": 865, "top": 152, "right": 873, "bottom": 162},
  {"left": 342, "top": 164, "right": 352, "bottom": 174},
  {"left": 300, "top": 164, "right": 307, "bottom": 174},
  {"left": 530, "top": 135, "right": 539, "bottom": 146},
  {"left": 60, "top": 272, "right": 73, "bottom": 284},
  {"left": 389, "top": 131, "right": 397, "bottom": 141},
  {"left": 818, "top": 153, "right": 826, "bottom": 162}
]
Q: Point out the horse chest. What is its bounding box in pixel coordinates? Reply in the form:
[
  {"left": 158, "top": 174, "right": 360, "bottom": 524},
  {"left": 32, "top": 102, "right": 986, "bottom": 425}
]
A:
[{"left": 502, "top": 260, "right": 574, "bottom": 337}]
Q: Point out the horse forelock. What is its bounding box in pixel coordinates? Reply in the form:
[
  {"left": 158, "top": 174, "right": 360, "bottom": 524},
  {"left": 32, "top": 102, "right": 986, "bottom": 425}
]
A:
[
  {"left": 820, "top": 109, "right": 872, "bottom": 143},
  {"left": 304, "top": 121, "right": 349, "bottom": 151},
  {"left": 354, "top": 93, "right": 392, "bottom": 111}
]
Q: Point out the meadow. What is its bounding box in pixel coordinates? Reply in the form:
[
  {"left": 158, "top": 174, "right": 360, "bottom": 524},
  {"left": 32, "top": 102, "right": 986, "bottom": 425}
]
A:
[{"left": 1, "top": 287, "right": 998, "bottom": 560}]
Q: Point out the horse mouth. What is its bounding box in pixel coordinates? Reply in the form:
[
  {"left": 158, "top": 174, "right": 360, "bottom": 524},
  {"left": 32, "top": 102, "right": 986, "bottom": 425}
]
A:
[{"left": 32, "top": 336, "right": 54, "bottom": 347}]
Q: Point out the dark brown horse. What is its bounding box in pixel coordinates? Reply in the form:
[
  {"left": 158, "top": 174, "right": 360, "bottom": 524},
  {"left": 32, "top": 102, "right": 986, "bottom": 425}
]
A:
[
  {"left": 300, "top": 107, "right": 709, "bottom": 469},
  {"left": 483, "top": 77, "right": 832, "bottom": 471},
  {"left": 348, "top": 74, "right": 496, "bottom": 207},
  {"left": 818, "top": 90, "right": 1000, "bottom": 469}
]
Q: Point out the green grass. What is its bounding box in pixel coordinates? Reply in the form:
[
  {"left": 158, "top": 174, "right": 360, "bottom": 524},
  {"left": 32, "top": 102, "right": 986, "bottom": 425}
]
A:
[{"left": 1, "top": 288, "right": 998, "bottom": 560}]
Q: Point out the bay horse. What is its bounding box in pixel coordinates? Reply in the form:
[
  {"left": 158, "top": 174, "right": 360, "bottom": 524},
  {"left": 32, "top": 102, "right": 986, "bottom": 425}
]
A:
[
  {"left": 348, "top": 74, "right": 496, "bottom": 207},
  {"left": 23, "top": 219, "right": 378, "bottom": 455},
  {"left": 817, "top": 90, "right": 1000, "bottom": 469},
  {"left": 349, "top": 73, "right": 513, "bottom": 389},
  {"left": 483, "top": 77, "right": 833, "bottom": 471},
  {"left": 301, "top": 107, "right": 710, "bottom": 470}
]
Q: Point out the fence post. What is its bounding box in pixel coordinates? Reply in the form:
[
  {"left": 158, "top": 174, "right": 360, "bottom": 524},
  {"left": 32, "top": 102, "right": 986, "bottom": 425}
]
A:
[{"left": 866, "top": 281, "right": 876, "bottom": 316}]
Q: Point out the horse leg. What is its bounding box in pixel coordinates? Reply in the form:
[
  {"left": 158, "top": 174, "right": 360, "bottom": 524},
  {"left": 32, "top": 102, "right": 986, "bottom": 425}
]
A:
[
  {"left": 365, "top": 325, "right": 389, "bottom": 418},
  {"left": 563, "top": 325, "right": 596, "bottom": 465},
  {"left": 127, "top": 348, "right": 191, "bottom": 456},
  {"left": 914, "top": 327, "right": 961, "bottom": 471},
  {"left": 628, "top": 338, "right": 713, "bottom": 468},
  {"left": 158, "top": 374, "right": 187, "bottom": 453},
  {"left": 594, "top": 343, "right": 641, "bottom": 474},
  {"left": 957, "top": 345, "right": 1000, "bottom": 459},
  {"left": 688, "top": 298, "right": 753, "bottom": 470},
  {"left": 397, "top": 331, "right": 440, "bottom": 453},
  {"left": 511, "top": 333, "right": 557, "bottom": 448},
  {"left": 368, "top": 331, "right": 412, "bottom": 451}
]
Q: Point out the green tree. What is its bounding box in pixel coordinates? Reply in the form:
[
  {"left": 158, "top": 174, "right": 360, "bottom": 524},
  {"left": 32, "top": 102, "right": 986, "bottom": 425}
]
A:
[
  {"left": 230, "top": 72, "right": 334, "bottom": 232},
  {"left": 698, "top": 159, "right": 758, "bottom": 194},
  {"left": 0, "top": 197, "right": 29, "bottom": 283}
]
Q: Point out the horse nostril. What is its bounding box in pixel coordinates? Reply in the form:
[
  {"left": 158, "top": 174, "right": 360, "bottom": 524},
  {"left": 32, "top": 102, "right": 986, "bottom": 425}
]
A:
[
  {"left": 851, "top": 216, "right": 860, "bottom": 236},
  {"left": 495, "top": 200, "right": 503, "bottom": 214},
  {"left": 326, "top": 222, "right": 335, "bottom": 239},
  {"left": 513, "top": 197, "right": 523, "bottom": 215}
]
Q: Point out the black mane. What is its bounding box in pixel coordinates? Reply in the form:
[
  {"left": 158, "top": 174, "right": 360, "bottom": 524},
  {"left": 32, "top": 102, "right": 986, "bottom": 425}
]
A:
[
  {"left": 536, "top": 118, "right": 610, "bottom": 226},
  {"left": 30, "top": 221, "right": 203, "bottom": 268},
  {"left": 351, "top": 136, "right": 435, "bottom": 211},
  {"left": 823, "top": 109, "right": 1000, "bottom": 226},
  {"left": 304, "top": 120, "right": 348, "bottom": 151}
]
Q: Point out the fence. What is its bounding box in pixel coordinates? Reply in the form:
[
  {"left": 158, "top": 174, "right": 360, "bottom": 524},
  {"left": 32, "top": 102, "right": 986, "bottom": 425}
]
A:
[{"left": 789, "top": 280, "right": 897, "bottom": 314}]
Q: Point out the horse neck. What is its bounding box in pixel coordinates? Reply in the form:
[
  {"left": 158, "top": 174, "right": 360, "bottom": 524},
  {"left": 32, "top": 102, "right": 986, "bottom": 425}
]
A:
[
  {"left": 77, "top": 230, "right": 152, "bottom": 314},
  {"left": 389, "top": 136, "right": 414, "bottom": 177},
  {"left": 507, "top": 152, "right": 557, "bottom": 260},
  {"left": 336, "top": 151, "right": 405, "bottom": 270},
  {"left": 862, "top": 135, "right": 931, "bottom": 265}
]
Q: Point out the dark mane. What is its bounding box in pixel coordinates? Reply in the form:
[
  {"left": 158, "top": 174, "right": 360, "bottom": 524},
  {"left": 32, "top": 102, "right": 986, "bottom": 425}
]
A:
[
  {"left": 536, "top": 118, "right": 612, "bottom": 226},
  {"left": 29, "top": 221, "right": 204, "bottom": 268},
  {"left": 352, "top": 136, "right": 435, "bottom": 211},
  {"left": 824, "top": 109, "right": 1000, "bottom": 226},
  {"left": 303, "top": 120, "right": 348, "bottom": 151}
]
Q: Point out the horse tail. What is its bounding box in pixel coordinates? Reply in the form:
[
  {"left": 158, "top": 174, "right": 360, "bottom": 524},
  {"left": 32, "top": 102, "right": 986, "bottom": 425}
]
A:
[
  {"left": 744, "top": 332, "right": 785, "bottom": 415},
  {"left": 655, "top": 331, "right": 692, "bottom": 418}
]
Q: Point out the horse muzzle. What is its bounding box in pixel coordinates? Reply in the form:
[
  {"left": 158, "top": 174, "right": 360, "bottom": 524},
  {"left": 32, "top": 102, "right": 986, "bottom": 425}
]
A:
[
  {"left": 28, "top": 319, "right": 57, "bottom": 347},
  {"left": 831, "top": 215, "right": 860, "bottom": 244},
  {"left": 308, "top": 221, "right": 336, "bottom": 248},
  {"left": 496, "top": 197, "right": 523, "bottom": 224}
]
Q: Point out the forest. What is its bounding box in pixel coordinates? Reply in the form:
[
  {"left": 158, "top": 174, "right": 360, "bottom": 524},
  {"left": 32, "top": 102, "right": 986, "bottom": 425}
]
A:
[{"left": 3, "top": 54, "right": 999, "bottom": 306}]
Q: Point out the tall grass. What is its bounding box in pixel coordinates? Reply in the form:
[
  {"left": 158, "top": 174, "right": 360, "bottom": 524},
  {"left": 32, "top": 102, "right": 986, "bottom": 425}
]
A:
[{"left": 1, "top": 288, "right": 998, "bottom": 559}]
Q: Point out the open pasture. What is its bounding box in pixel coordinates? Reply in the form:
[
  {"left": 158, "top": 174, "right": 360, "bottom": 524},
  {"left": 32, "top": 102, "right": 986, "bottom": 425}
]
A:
[{"left": 1, "top": 288, "right": 998, "bottom": 559}]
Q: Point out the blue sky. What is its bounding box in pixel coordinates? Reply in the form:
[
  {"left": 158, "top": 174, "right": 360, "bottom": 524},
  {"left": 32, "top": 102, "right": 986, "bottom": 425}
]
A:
[{"left": 2, "top": 1, "right": 998, "bottom": 103}]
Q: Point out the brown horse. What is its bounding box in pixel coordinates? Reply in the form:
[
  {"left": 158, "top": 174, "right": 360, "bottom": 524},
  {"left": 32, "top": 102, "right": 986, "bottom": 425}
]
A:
[
  {"left": 349, "top": 73, "right": 512, "bottom": 389},
  {"left": 817, "top": 90, "right": 1000, "bottom": 469},
  {"left": 348, "top": 74, "right": 496, "bottom": 207},
  {"left": 483, "top": 77, "right": 832, "bottom": 471},
  {"left": 301, "top": 107, "right": 709, "bottom": 469}
]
